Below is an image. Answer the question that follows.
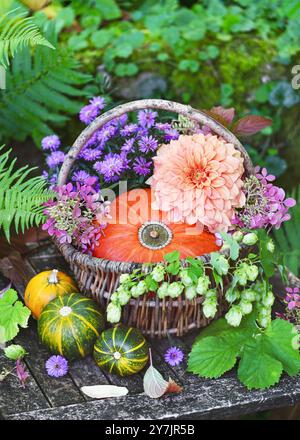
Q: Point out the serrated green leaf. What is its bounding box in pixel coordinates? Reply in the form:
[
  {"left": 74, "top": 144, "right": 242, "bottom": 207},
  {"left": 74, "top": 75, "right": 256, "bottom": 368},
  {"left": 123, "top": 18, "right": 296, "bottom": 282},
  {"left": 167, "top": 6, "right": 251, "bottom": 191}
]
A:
[
  {"left": 188, "top": 335, "right": 238, "bottom": 378},
  {"left": 164, "top": 251, "right": 180, "bottom": 263},
  {"left": 219, "top": 232, "right": 240, "bottom": 260},
  {"left": 264, "top": 319, "right": 300, "bottom": 376},
  {"left": 238, "top": 338, "right": 283, "bottom": 390},
  {"left": 0, "top": 289, "right": 31, "bottom": 342}
]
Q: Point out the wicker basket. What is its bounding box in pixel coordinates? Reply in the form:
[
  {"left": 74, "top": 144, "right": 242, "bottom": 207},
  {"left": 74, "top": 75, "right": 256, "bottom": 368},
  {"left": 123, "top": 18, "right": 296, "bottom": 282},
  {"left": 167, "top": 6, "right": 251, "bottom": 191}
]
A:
[{"left": 55, "top": 99, "right": 254, "bottom": 337}]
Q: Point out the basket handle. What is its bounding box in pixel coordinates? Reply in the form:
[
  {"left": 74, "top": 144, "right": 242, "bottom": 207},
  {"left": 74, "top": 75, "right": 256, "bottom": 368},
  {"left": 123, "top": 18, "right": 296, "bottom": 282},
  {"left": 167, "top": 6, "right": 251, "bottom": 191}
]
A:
[{"left": 57, "top": 99, "right": 253, "bottom": 185}]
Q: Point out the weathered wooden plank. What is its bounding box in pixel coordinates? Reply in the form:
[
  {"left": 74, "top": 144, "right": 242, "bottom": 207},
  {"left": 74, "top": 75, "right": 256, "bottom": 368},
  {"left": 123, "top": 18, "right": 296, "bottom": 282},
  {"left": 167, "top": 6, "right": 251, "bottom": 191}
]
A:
[
  {"left": 0, "top": 350, "right": 50, "bottom": 417},
  {"left": 15, "top": 323, "right": 85, "bottom": 407},
  {"left": 6, "top": 374, "right": 300, "bottom": 420}
]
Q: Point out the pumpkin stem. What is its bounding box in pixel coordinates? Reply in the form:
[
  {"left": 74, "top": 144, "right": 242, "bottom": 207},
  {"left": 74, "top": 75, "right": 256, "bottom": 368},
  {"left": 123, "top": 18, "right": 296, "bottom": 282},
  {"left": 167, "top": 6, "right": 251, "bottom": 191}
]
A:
[{"left": 48, "top": 269, "right": 59, "bottom": 284}]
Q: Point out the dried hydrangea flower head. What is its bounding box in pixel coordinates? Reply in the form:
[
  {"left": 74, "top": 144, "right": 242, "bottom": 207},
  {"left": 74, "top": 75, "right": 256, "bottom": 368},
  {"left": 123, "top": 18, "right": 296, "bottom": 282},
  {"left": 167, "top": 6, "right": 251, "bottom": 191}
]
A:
[{"left": 148, "top": 133, "right": 245, "bottom": 233}]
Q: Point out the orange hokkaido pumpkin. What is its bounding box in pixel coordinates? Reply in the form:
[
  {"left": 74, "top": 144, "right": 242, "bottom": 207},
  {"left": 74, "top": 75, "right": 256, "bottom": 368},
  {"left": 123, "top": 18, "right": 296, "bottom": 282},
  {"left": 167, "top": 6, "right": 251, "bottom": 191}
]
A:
[
  {"left": 24, "top": 269, "right": 78, "bottom": 319},
  {"left": 93, "top": 188, "right": 219, "bottom": 263}
]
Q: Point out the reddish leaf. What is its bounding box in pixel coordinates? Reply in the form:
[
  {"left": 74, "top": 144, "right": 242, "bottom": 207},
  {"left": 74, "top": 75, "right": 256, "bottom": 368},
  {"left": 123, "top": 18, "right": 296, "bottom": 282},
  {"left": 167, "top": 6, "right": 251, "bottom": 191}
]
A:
[
  {"left": 210, "top": 106, "right": 235, "bottom": 124},
  {"left": 166, "top": 378, "right": 183, "bottom": 394},
  {"left": 233, "top": 115, "right": 272, "bottom": 136}
]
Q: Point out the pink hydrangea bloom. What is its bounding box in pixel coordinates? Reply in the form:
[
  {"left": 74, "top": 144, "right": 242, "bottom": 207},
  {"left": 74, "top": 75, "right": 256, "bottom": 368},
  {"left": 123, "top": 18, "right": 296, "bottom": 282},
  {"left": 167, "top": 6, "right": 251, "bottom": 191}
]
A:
[{"left": 148, "top": 134, "right": 245, "bottom": 233}]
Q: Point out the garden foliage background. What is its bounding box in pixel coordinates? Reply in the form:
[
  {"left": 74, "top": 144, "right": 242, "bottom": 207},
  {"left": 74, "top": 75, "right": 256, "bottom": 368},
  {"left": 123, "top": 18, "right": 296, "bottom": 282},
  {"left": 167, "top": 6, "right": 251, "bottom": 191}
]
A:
[{"left": 1, "top": 0, "right": 300, "bottom": 274}]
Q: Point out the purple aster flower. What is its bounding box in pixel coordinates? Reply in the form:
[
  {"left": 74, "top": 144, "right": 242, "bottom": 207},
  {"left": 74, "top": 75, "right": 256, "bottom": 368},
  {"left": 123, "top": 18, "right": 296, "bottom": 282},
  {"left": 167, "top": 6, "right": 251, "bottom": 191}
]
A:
[
  {"left": 138, "top": 109, "right": 157, "bottom": 128},
  {"left": 155, "top": 122, "right": 172, "bottom": 131},
  {"left": 164, "top": 346, "right": 184, "bottom": 366},
  {"left": 89, "top": 96, "right": 106, "bottom": 110},
  {"left": 79, "top": 104, "right": 99, "bottom": 125},
  {"left": 97, "top": 124, "right": 118, "bottom": 144},
  {"left": 111, "top": 114, "right": 128, "bottom": 127},
  {"left": 121, "top": 138, "right": 136, "bottom": 154},
  {"left": 94, "top": 153, "right": 126, "bottom": 183},
  {"left": 164, "top": 128, "right": 179, "bottom": 141},
  {"left": 120, "top": 123, "right": 139, "bottom": 137},
  {"left": 84, "top": 132, "right": 99, "bottom": 149},
  {"left": 72, "top": 170, "right": 91, "bottom": 184},
  {"left": 79, "top": 148, "right": 102, "bottom": 161},
  {"left": 46, "top": 151, "right": 65, "bottom": 169},
  {"left": 41, "top": 135, "right": 61, "bottom": 151},
  {"left": 46, "top": 355, "right": 68, "bottom": 378},
  {"left": 138, "top": 135, "right": 158, "bottom": 153},
  {"left": 133, "top": 157, "right": 152, "bottom": 176}
]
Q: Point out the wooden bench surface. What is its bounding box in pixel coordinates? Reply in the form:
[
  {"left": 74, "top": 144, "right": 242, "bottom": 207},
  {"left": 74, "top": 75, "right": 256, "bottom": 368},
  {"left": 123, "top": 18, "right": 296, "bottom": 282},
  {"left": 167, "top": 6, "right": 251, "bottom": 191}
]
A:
[{"left": 0, "top": 240, "right": 300, "bottom": 420}]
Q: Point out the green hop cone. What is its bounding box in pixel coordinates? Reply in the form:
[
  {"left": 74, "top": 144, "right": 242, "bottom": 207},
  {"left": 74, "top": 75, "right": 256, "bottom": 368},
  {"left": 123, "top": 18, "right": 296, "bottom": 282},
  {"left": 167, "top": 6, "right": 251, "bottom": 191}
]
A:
[
  {"left": 225, "top": 305, "right": 243, "bottom": 327},
  {"left": 212, "top": 254, "right": 229, "bottom": 275},
  {"left": 107, "top": 302, "right": 121, "bottom": 324},
  {"left": 232, "top": 231, "right": 243, "bottom": 242},
  {"left": 110, "top": 292, "right": 120, "bottom": 304},
  {"left": 151, "top": 264, "right": 165, "bottom": 282},
  {"left": 136, "top": 280, "right": 147, "bottom": 295},
  {"left": 185, "top": 285, "right": 197, "bottom": 300},
  {"left": 225, "top": 287, "right": 240, "bottom": 303},
  {"left": 242, "top": 232, "right": 258, "bottom": 246},
  {"left": 167, "top": 282, "right": 184, "bottom": 298},
  {"left": 117, "top": 290, "right": 131, "bottom": 306},
  {"left": 180, "top": 269, "right": 193, "bottom": 286},
  {"left": 246, "top": 265, "right": 259, "bottom": 282},
  {"left": 257, "top": 306, "right": 272, "bottom": 328},
  {"left": 266, "top": 239, "right": 275, "bottom": 253},
  {"left": 203, "top": 298, "right": 217, "bottom": 318},
  {"left": 157, "top": 282, "right": 169, "bottom": 299},
  {"left": 234, "top": 264, "right": 248, "bottom": 286},
  {"left": 196, "top": 275, "right": 210, "bottom": 295},
  {"left": 262, "top": 290, "right": 275, "bottom": 307},
  {"left": 119, "top": 274, "right": 131, "bottom": 284},
  {"left": 239, "top": 299, "right": 253, "bottom": 315},
  {"left": 241, "top": 288, "right": 256, "bottom": 302},
  {"left": 205, "top": 289, "right": 217, "bottom": 299}
]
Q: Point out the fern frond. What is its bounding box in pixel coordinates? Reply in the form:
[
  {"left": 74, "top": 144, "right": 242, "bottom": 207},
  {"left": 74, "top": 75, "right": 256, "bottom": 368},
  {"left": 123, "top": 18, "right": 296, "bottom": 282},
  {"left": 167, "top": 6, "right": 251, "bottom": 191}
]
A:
[
  {"left": 273, "top": 185, "right": 300, "bottom": 276},
  {"left": 0, "top": 145, "right": 55, "bottom": 241},
  {"left": 0, "top": 8, "right": 55, "bottom": 68},
  {"left": 0, "top": 41, "right": 91, "bottom": 144}
]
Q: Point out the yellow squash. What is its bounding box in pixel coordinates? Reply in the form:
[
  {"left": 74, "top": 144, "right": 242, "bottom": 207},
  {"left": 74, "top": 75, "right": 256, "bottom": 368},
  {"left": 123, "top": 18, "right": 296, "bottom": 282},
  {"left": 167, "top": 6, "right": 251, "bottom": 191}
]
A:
[{"left": 24, "top": 269, "right": 77, "bottom": 319}]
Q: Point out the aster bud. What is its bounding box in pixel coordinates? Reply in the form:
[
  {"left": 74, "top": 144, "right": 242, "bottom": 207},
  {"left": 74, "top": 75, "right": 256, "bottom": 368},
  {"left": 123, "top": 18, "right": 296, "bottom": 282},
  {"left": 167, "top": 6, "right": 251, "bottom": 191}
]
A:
[
  {"left": 225, "top": 306, "right": 243, "bottom": 327},
  {"left": 180, "top": 269, "right": 193, "bottom": 286},
  {"left": 151, "top": 264, "right": 165, "bottom": 282},
  {"left": 167, "top": 282, "right": 184, "bottom": 298},
  {"left": 107, "top": 303, "right": 121, "bottom": 323},
  {"left": 246, "top": 265, "right": 259, "bottom": 282},
  {"left": 157, "top": 282, "right": 169, "bottom": 299},
  {"left": 119, "top": 274, "right": 131, "bottom": 284},
  {"left": 196, "top": 275, "right": 211, "bottom": 295},
  {"left": 242, "top": 233, "right": 258, "bottom": 246},
  {"left": 232, "top": 231, "right": 243, "bottom": 242},
  {"left": 266, "top": 239, "right": 275, "bottom": 253},
  {"left": 185, "top": 285, "right": 197, "bottom": 300}
]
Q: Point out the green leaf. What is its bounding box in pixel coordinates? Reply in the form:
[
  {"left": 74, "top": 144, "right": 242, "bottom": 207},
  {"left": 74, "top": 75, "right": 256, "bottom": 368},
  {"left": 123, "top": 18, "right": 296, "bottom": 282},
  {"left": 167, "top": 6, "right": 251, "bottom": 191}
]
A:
[
  {"left": 257, "top": 229, "right": 275, "bottom": 278},
  {"left": 95, "top": 0, "right": 121, "bottom": 20},
  {"left": 219, "top": 232, "right": 240, "bottom": 260},
  {"left": 264, "top": 319, "right": 300, "bottom": 376},
  {"left": 91, "top": 29, "right": 112, "bottom": 49},
  {"left": 164, "top": 250, "right": 180, "bottom": 263},
  {"left": 4, "top": 344, "right": 27, "bottom": 360},
  {"left": 145, "top": 275, "right": 158, "bottom": 292},
  {"left": 238, "top": 338, "right": 283, "bottom": 390},
  {"left": 0, "top": 289, "right": 31, "bottom": 342},
  {"left": 166, "top": 261, "right": 180, "bottom": 276},
  {"left": 115, "top": 62, "right": 138, "bottom": 77},
  {"left": 188, "top": 335, "right": 239, "bottom": 378}
]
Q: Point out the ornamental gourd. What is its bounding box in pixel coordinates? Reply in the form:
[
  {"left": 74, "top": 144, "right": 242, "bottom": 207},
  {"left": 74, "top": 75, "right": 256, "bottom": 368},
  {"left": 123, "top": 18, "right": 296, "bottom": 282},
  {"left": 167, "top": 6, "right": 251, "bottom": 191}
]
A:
[
  {"left": 24, "top": 269, "right": 78, "bottom": 319},
  {"left": 93, "top": 325, "right": 149, "bottom": 376},
  {"left": 93, "top": 188, "right": 219, "bottom": 263},
  {"left": 38, "top": 293, "right": 105, "bottom": 360}
]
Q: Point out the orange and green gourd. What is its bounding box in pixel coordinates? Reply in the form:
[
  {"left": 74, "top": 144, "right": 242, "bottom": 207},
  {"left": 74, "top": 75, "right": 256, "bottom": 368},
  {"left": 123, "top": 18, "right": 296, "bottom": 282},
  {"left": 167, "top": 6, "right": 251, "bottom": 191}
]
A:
[
  {"left": 38, "top": 292, "right": 105, "bottom": 360},
  {"left": 24, "top": 269, "right": 78, "bottom": 319},
  {"left": 93, "top": 325, "right": 149, "bottom": 376}
]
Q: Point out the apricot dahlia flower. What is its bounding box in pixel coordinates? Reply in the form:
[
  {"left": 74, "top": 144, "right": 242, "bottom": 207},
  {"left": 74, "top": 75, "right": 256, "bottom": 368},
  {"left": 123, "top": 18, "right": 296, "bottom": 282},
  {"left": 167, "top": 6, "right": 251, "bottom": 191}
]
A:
[{"left": 148, "top": 134, "right": 245, "bottom": 233}]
